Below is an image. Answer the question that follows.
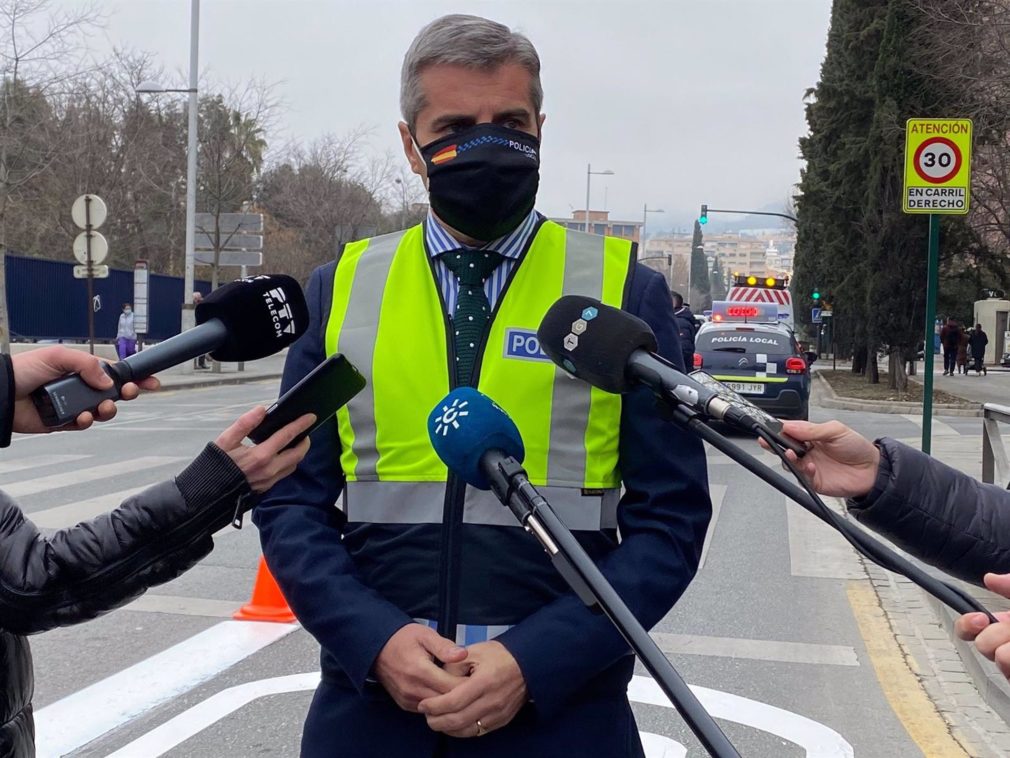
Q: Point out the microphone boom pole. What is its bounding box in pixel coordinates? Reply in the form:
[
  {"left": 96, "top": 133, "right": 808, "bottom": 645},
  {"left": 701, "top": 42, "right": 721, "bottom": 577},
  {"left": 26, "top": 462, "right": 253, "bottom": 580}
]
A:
[{"left": 484, "top": 453, "right": 742, "bottom": 758}]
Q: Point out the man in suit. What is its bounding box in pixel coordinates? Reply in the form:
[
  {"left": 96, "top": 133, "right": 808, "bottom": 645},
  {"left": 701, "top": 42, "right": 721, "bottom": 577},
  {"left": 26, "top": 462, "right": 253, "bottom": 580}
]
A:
[{"left": 254, "top": 14, "right": 711, "bottom": 757}]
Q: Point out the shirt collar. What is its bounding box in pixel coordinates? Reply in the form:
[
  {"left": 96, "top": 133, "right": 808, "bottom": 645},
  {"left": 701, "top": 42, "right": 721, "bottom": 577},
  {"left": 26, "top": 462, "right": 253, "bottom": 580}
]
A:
[{"left": 425, "top": 208, "right": 539, "bottom": 261}]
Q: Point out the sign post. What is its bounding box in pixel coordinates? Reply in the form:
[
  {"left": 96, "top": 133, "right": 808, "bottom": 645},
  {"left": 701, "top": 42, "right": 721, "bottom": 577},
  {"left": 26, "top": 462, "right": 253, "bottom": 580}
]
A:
[
  {"left": 71, "top": 194, "right": 109, "bottom": 354},
  {"left": 903, "top": 118, "right": 972, "bottom": 454}
]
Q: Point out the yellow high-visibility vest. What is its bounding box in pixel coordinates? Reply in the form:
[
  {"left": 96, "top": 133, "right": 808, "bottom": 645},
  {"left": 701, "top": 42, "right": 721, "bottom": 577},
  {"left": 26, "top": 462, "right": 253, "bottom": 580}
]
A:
[{"left": 324, "top": 219, "right": 633, "bottom": 529}]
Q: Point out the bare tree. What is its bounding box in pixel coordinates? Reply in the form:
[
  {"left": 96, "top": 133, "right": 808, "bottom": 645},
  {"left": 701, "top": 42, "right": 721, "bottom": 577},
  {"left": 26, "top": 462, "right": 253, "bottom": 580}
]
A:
[
  {"left": 258, "top": 128, "right": 393, "bottom": 284},
  {"left": 0, "top": 0, "right": 100, "bottom": 349}
]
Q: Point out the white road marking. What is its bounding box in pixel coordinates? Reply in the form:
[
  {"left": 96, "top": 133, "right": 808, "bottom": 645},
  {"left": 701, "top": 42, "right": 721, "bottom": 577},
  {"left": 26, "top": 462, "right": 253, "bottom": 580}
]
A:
[
  {"left": 629, "top": 676, "right": 855, "bottom": 757},
  {"left": 121, "top": 593, "right": 245, "bottom": 618},
  {"left": 652, "top": 632, "right": 859, "bottom": 667},
  {"left": 34, "top": 620, "right": 299, "bottom": 758},
  {"left": 0, "top": 454, "right": 90, "bottom": 476},
  {"left": 3, "top": 456, "right": 186, "bottom": 497},
  {"left": 698, "top": 484, "right": 727, "bottom": 570},
  {"left": 103, "top": 673, "right": 321, "bottom": 758},
  {"left": 901, "top": 414, "right": 959, "bottom": 437},
  {"left": 103, "top": 673, "right": 854, "bottom": 758},
  {"left": 29, "top": 487, "right": 146, "bottom": 528},
  {"left": 787, "top": 497, "right": 865, "bottom": 579}
]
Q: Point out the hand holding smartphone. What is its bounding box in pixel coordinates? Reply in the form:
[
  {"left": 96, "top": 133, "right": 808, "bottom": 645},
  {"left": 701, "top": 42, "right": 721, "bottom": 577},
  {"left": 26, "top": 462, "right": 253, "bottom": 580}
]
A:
[{"left": 250, "top": 354, "right": 366, "bottom": 449}]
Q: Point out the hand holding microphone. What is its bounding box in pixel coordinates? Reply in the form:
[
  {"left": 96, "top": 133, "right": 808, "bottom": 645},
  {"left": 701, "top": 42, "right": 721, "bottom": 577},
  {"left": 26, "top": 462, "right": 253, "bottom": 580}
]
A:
[
  {"left": 10, "top": 348, "right": 160, "bottom": 434},
  {"left": 31, "top": 275, "right": 309, "bottom": 427}
]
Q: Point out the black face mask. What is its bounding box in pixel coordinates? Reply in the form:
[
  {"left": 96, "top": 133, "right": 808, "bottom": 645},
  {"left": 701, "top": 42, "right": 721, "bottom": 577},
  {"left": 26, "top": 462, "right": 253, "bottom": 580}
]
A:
[{"left": 417, "top": 124, "right": 540, "bottom": 242}]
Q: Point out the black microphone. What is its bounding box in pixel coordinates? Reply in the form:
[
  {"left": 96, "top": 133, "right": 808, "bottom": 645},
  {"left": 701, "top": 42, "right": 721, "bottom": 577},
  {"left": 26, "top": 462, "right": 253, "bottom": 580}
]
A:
[
  {"left": 537, "top": 295, "right": 752, "bottom": 426},
  {"left": 32, "top": 275, "right": 309, "bottom": 427}
]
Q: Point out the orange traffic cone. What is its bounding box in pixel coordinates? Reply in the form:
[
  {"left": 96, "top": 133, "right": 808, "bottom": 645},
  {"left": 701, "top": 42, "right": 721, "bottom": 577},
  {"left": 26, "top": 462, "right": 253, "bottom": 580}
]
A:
[{"left": 233, "top": 556, "right": 297, "bottom": 623}]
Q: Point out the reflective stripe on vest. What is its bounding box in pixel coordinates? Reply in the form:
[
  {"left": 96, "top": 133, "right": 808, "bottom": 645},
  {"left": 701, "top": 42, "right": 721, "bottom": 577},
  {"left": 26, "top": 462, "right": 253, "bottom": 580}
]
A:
[
  {"left": 343, "top": 480, "right": 619, "bottom": 530},
  {"left": 325, "top": 220, "right": 632, "bottom": 527}
]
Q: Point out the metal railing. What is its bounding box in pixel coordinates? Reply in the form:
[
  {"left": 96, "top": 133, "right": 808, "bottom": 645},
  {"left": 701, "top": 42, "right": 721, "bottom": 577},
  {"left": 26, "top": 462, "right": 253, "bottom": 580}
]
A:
[{"left": 982, "top": 403, "right": 1010, "bottom": 487}]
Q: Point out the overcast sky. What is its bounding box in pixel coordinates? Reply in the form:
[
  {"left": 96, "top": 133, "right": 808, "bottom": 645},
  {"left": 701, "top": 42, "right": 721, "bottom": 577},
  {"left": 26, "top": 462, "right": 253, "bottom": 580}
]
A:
[{"left": 62, "top": 0, "right": 832, "bottom": 232}]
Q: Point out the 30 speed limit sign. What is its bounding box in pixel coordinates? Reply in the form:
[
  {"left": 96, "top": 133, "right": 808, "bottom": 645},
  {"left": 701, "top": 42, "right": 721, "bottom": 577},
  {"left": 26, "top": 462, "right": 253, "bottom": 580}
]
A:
[{"left": 903, "top": 118, "right": 972, "bottom": 214}]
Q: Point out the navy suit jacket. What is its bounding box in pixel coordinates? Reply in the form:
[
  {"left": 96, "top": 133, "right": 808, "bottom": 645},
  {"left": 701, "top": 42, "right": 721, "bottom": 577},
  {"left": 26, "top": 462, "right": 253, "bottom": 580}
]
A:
[{"left": 253, "top": 255, "right": 711, "bottom": 720}]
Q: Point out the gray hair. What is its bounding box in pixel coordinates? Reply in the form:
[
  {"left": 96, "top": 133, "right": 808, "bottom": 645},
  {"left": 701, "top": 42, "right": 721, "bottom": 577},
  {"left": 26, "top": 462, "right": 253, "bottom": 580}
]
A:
[{"left": 400, "top": 14, "right": 543, "bottom": 133}]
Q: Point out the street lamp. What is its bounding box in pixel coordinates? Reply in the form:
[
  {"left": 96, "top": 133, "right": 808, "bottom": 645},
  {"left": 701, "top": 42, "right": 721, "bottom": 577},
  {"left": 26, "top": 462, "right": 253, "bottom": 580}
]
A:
[
  {"left": 394, "top": 178, "right": 408, "bottom": 229},
  {"left": 585, "top": 164, "right": 615, "bottom": 233},
  {"left": 136, "top": 0, "right": 200, "bottom": 336},
  {"left": 642, "top": 204, "right": 664, "bottom": 257}
]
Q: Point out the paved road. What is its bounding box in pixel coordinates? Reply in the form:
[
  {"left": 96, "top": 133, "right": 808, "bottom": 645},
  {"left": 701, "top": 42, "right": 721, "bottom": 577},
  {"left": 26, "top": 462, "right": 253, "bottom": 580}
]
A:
[{"left": 12, "top": 382, "right": 988, "bottom": 756}]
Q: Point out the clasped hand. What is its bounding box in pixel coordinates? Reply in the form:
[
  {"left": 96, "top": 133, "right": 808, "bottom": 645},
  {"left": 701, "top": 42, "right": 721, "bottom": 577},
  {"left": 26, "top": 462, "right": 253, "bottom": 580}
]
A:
[{"left": 374, "top": 623, "right": 528, "bottom": 738}]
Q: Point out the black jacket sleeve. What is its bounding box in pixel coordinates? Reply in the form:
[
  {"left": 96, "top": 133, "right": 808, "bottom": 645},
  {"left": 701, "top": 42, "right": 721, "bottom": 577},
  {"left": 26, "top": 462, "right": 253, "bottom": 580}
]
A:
[
  {"left": 0, "top": 443, "right": 251, "bottom": 635},
  {"left": 846, "top": 437, "right": 1010, "bottom": 585}
]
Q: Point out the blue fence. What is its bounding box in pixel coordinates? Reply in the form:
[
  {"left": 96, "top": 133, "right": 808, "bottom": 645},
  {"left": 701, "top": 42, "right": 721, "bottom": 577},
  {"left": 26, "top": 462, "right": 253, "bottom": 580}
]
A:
[{"left": 6, "top": 255, "right": 211, "bottom": 342}]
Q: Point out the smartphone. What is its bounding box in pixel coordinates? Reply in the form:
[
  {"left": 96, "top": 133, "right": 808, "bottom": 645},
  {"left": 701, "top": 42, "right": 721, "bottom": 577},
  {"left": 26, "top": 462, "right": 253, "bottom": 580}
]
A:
[
  {"left": 249, "top": 354, "right": 366, "bottom": 448},
  {"left": 688, "top": 370, "right": 807, "bottom": 457}
]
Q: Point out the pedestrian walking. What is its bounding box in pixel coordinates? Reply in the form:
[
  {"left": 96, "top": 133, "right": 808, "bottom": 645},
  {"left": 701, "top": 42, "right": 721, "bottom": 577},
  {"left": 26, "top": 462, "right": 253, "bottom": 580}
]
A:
[
  {"left": 969, "top": 323, "right": 989, "bottom": 376},
  {"left": 940, "top": 317, "right": 961, "bottom": 375},
  {"left": 956, "top": 330, "right": 970, "bottom": 374},
  {"left": 116, "top": 302, "right": 137, "bottom": 360}
]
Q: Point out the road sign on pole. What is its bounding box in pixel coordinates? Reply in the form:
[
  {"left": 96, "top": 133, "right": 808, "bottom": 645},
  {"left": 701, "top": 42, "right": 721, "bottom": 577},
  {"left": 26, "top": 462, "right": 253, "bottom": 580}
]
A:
[
  {"left": 194, "top": 232, "right": 263, "bottom": 251},
  {"left": 194, "top": 251, "right": 263, "bottom": 267},
  {"left": 903, "top": 119, "right": 972, "bottom": 455},
  {"left": 903, "top": 119, "right": 972, "bottom": 215},
  {"left": 73, "top": 264, "right": 109, "bottom": 279},
  {"left": 194, "top": 212, "right": 263, "bottom": 233},
  {"left": 811, "top": 307, "right": 822, "bottom": 324},
  {"left": 72, "top": 231, "right": 108, "bottom": 265},
  {"left": 133, "top": 260, "right": 149, "bottom": 336},
  {"left": 72, "top": 194, "right": 107, "bottom": 230}
]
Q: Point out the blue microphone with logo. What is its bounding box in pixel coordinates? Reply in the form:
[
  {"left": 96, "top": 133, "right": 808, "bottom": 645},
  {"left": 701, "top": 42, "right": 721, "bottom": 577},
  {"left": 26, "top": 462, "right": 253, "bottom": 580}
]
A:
[{"left": 427, "top": 388, "right": 541, "bottom": 529}]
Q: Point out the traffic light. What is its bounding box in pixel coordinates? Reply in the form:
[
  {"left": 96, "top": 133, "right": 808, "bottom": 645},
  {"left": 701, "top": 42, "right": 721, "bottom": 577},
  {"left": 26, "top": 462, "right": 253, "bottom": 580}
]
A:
[
  {"left": 812, "top": 288, "right": 821, "bottom": 301},
  {"left": 699, "top": 204, "right": 708, "bottom": 225}
]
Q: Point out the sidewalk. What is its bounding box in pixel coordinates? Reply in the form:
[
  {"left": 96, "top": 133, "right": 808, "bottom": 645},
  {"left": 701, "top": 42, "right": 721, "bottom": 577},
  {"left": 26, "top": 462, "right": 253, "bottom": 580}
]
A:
[
  {"left": 811, "top": 381, "right": 1010, "bottom": 753},
  {"left": 907, "top": 361, "right": 1010, "bottom": 409},
  {"left": 9, "top": 342, "right": 287, "bottom": 391}
]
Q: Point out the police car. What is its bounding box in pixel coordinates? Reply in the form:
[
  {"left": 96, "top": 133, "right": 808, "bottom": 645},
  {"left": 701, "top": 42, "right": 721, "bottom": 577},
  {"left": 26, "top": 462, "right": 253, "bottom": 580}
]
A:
[{"left": 693, "top": 301, "right": 815, "bottom": 420}]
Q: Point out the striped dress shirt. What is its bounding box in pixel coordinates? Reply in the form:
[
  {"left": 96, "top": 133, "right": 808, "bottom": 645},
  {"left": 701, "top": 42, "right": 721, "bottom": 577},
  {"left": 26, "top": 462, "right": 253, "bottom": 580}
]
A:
[{"left": 424, "top": 209, "right": 540, "bottom": 315}]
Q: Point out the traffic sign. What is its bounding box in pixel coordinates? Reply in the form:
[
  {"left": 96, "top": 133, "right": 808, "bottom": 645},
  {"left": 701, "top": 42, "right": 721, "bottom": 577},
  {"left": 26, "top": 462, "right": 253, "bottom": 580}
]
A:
[
  {"left": 194, "top": 250, "right": 263, "bottom": 267},
  {"left": 903, "top": 119, "right": 972, "bottom": 214},
  {"left": 811, "top": 307, "right": 822, "bottom": 324},
  {"left": 195, "top": 212, "right": 263, "bottom": 234},
  {"left": 73, "top": 264, "right": 109, "bottom": 279},
  {"left": 72, "top": 231, "right": 108, "bottom": 265},
  {"left": 71, "top": 194, "right": 107, "bottom": 230},
  {"left": 194, "top": 232, "right": 263, "bottom": 251},
  {"left": 133, "top": 260, "right": 149, "bottom": 335}
]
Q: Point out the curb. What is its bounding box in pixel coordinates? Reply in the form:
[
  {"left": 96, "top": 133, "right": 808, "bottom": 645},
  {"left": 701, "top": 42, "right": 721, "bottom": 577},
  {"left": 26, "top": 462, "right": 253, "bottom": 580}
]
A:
[
  {"left": 928, "top": 593, "right": 1010, "bottom": 725},
  {"left": 813, "top": 373, "right": 982, "bottom": 417},
  {"left": 157, "top": 372, "right": 283, "bottom": 392}
]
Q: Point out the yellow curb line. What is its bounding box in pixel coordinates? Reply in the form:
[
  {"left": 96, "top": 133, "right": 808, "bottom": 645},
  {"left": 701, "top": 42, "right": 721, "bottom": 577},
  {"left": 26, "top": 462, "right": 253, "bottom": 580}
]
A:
[{"left": 847, "top": 582, "right": 969, "bottom": 757}]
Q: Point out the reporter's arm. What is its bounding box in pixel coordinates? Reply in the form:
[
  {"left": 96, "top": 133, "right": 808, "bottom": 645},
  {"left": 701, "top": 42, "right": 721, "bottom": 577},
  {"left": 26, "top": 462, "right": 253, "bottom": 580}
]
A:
[
  {"left": 847, "top": 438, "right": 1010, "bottom": 584},
  {"left": 0, "top": 443, "right": 250, "bottom": 634}
]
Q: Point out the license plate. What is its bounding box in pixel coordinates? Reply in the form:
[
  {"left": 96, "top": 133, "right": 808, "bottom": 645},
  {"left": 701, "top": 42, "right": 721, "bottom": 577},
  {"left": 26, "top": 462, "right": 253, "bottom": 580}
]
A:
[{"left": 725, "top": 382, "right": 764, "bottom": 396}]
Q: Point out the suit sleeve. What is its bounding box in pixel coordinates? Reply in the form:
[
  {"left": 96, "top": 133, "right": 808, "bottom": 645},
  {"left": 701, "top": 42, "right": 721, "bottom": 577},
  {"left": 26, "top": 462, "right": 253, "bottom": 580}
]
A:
[
  {"left": 496, "top": 267, "right": 712, "bottom": 717},
  {"left": 253, "top": 266, "right": 413, "bottom": 691}
]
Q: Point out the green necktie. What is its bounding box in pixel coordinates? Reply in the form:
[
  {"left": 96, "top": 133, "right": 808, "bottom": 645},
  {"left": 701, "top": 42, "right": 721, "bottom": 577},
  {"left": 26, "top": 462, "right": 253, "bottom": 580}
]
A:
[{"left": 441, "top": 249, "right": 503, "bottom": 386}]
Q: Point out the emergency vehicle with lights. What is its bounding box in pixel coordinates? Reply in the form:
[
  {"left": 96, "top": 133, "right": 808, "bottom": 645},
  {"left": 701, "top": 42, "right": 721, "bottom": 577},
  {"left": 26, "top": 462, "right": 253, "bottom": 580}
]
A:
[
  {"left": 694, "top": 300, "right": 815, "bottom": 420},
  {"left": 726, "top": 274, "right": 794, "bottom": 330}
]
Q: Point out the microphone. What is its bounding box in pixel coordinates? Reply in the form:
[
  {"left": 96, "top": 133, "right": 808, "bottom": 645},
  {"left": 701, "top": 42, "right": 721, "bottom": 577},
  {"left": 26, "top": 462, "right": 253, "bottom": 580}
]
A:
[
  {"left": 427, "top": 386, "right": 525, "bottom": 494},
  {"left": 536, "top": 295, "right": 750, "bottom": 426},
  {"left": 32, "top": 275, "right": 309, "bottom": 427}
]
